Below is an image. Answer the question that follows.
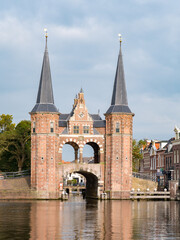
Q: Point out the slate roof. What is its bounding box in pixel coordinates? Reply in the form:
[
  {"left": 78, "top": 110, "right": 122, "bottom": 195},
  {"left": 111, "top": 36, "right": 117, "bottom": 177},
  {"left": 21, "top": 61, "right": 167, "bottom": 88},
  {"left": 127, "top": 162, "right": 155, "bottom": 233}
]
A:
[
  {"left": 31, "top": 38, "right": 58, "bottom": 113},
  {"left": 106, "top": 105, "right": 131, "bottom": 114},
  {"left": 59, "top": 113, "right": 106, "bottom": 128},
  {"left": 31, "top": 103, "right": 58, "bottom": 113},
  {"left": 90, "top": 114, "right": 102, "bottom": 120},
  {"left": 106, "top": 44, "right": 132, "bottom": 114}
]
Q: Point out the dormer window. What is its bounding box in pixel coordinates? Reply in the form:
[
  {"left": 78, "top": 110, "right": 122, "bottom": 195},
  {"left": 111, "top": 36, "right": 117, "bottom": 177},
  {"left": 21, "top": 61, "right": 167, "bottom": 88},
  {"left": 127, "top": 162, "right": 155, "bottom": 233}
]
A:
[
  {"left": 73, "top": 126, "right": 79, "bottom": 134},
  {"left": 116, "top": 122, "right": 120, "bottom": 133},
  {"left": 33, "top": 122, "right": 36, "bottom": 133},
  {"left": 50, "top": 122, "right": 54, "bottom": 133}
]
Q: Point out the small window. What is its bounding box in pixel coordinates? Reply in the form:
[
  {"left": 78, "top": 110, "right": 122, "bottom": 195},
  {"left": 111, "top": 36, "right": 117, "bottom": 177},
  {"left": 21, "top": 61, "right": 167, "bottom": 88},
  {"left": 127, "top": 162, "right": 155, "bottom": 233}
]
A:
[
  {"left": 50, "top": 122, "right": 54, "bottom": 133},
  {"left": 33, "top": 122, "right": 36, "bottom": 133},
  {"left": 116, "top": 122, "right": 120, "bottom": 133},
  {"left": 73, "top": 126, "right": 79, "bottom": 134},
  {"left": 83, "top": 126, "right": 89, "bottom": 134}
]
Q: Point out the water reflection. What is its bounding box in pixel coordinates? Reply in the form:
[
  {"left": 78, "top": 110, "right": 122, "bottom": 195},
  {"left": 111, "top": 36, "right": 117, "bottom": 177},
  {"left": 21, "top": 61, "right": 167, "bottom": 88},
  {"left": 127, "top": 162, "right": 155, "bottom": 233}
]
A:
[
  {"left": 0, "top": 197, "right": 179, "bottom": 240},
  {"left": 132, "top": 201, "right": 180, "bottom": 240}
]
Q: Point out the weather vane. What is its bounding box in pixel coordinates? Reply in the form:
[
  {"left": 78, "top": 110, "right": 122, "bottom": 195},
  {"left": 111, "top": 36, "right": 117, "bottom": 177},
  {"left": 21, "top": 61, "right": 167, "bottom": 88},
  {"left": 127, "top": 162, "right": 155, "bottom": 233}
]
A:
[
  {"left": 118, "top": 33, "right": 122, "bottom": 47},
  {"left": 44, "top": 28, "right": 48, "bottom": 38}
]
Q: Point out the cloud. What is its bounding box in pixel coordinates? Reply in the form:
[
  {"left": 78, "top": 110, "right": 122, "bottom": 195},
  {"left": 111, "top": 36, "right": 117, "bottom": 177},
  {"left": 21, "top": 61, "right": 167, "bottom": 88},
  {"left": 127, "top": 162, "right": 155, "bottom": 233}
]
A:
[
  {"left": 0, "top": 16, "right": 32, "bottom": 49},
  {"left": 131, "top": 93, "right": 180, "bottom": 140},
  {"left": 1, "top": 0, "right": 180, "bottom": 145}
]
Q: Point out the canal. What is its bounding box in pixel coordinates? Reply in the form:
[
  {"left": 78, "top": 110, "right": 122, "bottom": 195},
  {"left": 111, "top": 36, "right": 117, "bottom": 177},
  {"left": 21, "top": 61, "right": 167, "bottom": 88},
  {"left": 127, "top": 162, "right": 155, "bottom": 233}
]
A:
[{"left": 0, "top": 196, "right": 179, "bottom": 239}]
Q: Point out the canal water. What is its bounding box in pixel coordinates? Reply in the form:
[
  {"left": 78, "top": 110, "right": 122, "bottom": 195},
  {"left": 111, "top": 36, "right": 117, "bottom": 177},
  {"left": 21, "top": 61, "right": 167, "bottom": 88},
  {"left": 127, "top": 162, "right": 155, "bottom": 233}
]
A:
[{"left": 0, "top": 196, "right": 180, "bottom": 240}]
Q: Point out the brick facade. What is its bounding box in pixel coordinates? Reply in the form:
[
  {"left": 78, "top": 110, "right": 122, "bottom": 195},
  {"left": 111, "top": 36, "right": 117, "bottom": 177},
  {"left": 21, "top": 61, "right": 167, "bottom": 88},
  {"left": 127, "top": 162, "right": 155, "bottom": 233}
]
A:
[
  {"left": 105, "top": 113, "right": 133, "bottom": 199},
  {"left": 30, "top": 38, "right": 134, "bottom": 199}
]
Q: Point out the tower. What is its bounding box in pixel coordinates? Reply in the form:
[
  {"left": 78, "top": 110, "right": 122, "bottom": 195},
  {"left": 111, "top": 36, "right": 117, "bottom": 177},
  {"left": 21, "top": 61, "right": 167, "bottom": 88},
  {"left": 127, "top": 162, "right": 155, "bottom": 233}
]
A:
[
  {"left": 30, "top": 31, "right": 60, "bottom": 198},
  {"left": 105, "top": 36, "right": 134, "bottom": 199}
]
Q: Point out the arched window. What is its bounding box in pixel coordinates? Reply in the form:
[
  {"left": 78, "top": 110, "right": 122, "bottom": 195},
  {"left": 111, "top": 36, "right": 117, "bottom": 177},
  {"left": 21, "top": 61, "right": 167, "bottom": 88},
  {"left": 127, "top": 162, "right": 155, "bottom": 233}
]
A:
[
  {"left": 50, "top": 122, "right": 54, "bottom": 133},
  {"left": 33, "top": 122, "right": 36, "bottom": 133},
  {"left": 116, "top": 122, "right": 120, "bottom": 133}
]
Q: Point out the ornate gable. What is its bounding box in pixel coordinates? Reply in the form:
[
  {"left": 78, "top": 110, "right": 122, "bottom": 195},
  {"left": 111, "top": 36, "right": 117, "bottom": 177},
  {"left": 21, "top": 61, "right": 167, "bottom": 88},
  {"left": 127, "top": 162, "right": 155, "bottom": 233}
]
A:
[{"left": 68, "top": 90, "right": 94, "bottom": 135}]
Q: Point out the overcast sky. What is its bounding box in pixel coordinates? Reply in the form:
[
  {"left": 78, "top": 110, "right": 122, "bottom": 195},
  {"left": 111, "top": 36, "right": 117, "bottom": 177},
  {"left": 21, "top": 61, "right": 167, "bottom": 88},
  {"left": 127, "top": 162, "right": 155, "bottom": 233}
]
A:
[{"left": 1, "top": 0, "right": 180, "bottom": 142}]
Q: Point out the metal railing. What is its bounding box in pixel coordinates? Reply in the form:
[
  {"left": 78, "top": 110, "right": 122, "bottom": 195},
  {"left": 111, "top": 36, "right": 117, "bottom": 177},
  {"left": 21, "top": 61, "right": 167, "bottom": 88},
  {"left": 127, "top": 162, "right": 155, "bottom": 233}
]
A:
[
  {"left": 0, "top": 170, "right": 30, "bottom": 179},
  {"left": 132, "top": 172, "right": 156, "bottom": 182}
]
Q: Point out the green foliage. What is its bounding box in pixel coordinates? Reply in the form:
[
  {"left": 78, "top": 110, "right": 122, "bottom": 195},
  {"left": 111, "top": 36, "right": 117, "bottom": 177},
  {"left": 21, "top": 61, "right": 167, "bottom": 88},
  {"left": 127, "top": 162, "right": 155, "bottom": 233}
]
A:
[
  {"left": 0, "top": 115, "right": 31, "bottom": 172},
  {"left": 0, "top": 114, "right": 15, "bottom": 133},
  {"left": 132, "top": 139, "right": 146, "bottom": 172}
]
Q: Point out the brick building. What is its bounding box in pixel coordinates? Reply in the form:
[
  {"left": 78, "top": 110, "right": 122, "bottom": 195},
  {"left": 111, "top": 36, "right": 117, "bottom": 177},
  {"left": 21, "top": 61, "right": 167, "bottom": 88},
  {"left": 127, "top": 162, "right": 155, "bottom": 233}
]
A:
[
  {"left": 140, "top": 135, "right": 180, "bottom": 189},
  {"left": 30, "top": 35, "right": 134, "bottom": 199}
]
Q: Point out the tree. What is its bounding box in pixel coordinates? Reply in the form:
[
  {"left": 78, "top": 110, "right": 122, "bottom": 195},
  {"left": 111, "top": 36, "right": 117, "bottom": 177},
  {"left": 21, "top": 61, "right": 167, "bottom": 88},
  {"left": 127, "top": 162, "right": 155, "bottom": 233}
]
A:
[
  {"left": 7, "top": 120, "right": 31, "bottom": 171},
  {"left": 132, "top": 139, "right": 146, "bottom": 172},
  {"left": 0, "top": 114, "right": 15, "bottom": 133},
  {"left": 0, "top": 118, "right": 31, "bottom": 172}
]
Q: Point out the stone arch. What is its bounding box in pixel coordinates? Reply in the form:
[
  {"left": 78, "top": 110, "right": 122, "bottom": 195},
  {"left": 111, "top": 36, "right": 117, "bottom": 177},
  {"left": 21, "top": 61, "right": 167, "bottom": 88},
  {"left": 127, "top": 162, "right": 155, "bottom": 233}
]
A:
[
  {"left": 66, "top": 170, "right": 98, "bottom": 198},
  {"left": 83, "top": 141, "right": 100, "bottom": 163},
  {"left": 62, "top": 141, "right": 80, "bottom": 163},
  {"left": 61, "top": 164, "right": 104, "bottom": 198},
  {"left": 75, "top": 170, "right": 98, "bottom": 198}
]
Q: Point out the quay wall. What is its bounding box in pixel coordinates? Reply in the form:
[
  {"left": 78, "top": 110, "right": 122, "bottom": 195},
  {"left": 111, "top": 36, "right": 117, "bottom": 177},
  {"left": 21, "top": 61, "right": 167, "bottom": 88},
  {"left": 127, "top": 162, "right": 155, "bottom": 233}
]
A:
[
  {"left": 0, "top": 176, "right": 30, "bottom": 190},
  {"left": 0, "top": 176, "right": 159, "bottom": 200}
]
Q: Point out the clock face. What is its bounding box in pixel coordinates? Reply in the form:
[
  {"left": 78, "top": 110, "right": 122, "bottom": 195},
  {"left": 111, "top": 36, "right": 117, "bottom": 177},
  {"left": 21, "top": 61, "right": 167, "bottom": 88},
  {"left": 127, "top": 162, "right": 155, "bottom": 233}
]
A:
[{"left": 79, "top": 112, "right": 84, "bottom": 118}]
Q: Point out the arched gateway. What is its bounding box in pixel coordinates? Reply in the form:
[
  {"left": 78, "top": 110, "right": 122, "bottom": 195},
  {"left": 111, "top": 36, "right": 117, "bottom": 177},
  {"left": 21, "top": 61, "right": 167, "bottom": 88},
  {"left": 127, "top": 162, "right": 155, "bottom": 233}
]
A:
[{"left": 30, "top": 34, "right": 134, "bottom": 199}]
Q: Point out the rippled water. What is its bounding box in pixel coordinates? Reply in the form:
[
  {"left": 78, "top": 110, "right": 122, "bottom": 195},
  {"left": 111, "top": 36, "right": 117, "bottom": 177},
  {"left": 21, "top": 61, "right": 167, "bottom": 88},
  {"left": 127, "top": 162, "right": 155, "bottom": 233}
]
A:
[{"left": 0, "top": 196, "right": 180, "bottom": 240}]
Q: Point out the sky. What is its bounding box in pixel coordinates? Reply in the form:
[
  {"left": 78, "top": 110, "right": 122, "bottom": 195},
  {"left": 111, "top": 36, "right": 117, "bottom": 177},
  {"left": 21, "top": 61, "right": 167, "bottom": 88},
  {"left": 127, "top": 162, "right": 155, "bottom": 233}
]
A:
[{"left": 1, "top": 0, "right": 180, "bottom": 143}]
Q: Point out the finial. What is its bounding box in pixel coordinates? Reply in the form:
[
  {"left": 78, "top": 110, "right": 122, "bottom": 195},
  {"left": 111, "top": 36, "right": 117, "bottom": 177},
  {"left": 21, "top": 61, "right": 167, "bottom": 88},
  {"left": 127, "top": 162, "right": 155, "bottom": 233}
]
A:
[
  {"left": 44, "top": 28, "right": 48, "bottom": 50},
  {"left": 118, "top": 33, "right": 122, "bottom": 48},
  {"left": 44, "top": 28, "right": 48, "bottom": 38}
]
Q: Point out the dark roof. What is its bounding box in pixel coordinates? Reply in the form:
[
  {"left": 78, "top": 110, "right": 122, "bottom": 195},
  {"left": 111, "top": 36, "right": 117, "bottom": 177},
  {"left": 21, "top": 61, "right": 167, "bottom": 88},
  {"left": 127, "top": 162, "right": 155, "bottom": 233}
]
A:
[
  {"left": 90, "top": 114, "right": 102, "bottom": 121},
  {"left": 106, "top": 45, "right": 132, "bottom": 114},
  {"left": 106, "top": 105, "right": 131, "bottom": 114},
  {"left": 31, "top": 38, "right": 58, "bottom": 113},
  {"left": 59, "top": 113, "right": 106, "bottom": 128},
  {"left": 31, "top": 103, "right": 58, "bottom": 113},
  {"left": 164, "top": 137, "right": 175, "bottom": 153},
  {"left": 59, "top": 121, "right": 67, "bottom": 127},
  {"left": 59, "top": 114, "right": 69, "bottom": 120},
  {"left": 93, "top": 120, "right": 106, "bottom": 128}
]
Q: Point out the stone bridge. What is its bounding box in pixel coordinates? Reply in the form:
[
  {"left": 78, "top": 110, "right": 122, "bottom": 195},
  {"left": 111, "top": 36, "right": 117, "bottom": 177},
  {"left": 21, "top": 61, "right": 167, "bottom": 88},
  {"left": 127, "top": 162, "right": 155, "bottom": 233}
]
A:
[{"left": 58, "top": 163, "right": 104, "bottom": 198}]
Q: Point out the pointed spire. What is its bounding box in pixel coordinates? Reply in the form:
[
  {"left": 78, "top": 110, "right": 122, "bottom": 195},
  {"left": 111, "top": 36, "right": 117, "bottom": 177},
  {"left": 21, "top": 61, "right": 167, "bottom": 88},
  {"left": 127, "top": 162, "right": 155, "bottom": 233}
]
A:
[
  {"left": 31, "top": 29, "right": 58, "bottom": 113},
  {"left": 80, "top": 87, "right": 84, "bottom": 93},
  {"left": 106, "top": 35, "right": 131, "bottom": 114}
]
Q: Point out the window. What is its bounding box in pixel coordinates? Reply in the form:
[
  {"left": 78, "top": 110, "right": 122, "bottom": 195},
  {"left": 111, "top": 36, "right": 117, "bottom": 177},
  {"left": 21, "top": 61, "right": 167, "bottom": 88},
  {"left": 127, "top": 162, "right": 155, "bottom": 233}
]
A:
[
  {"left": 83, "top": 126, "right": 89, "bottom": 134},
  {"left": 177, "top": 150, "right": 179, "bottom": 163},
  {"left": 174, "top": 151, "right": 176, "bottom": 164},
  {"left": 50, "top": 122, "right": 54, "bottom": 133},
  {"left": 116, "top": 122, "right": 120, "bottom": 133},
  {"left": 33, "top": 122, "right": 36, "bottom": 133},
  {"left": 73, "top": 126, "right": 79, "bottom": 134},
  {"left": 158, "top": 155, "right": 160, "bottom": 167},
  {"left": 177, "top": 170, "right": 179, "bottom": 180}
]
